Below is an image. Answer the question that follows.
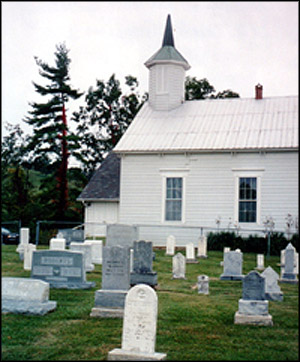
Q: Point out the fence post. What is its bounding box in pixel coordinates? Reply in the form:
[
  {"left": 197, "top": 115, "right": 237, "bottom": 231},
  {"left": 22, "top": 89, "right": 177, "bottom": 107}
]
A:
[{"left": 35, "top": 221, "right": 40, "bottom": 246}]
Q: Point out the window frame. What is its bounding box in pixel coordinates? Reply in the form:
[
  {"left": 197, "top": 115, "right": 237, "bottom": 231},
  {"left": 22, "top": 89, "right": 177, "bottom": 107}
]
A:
[
  {"left": 232, "top": 168, "right": 264, "bottom": 226},
  {"left": 160, "top": 169, "right": 189, "bottom": 224}
]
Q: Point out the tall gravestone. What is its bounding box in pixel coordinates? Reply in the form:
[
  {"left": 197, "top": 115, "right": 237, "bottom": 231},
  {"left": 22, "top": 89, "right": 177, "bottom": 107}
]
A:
[
  {"left": 234, "top": 270, "right": 273, "bottom": 326},
  {"left": 220, "top": 250, "right": 244, "bottom": 280},
  {"left": 279, "top": 243, "right": 298, "bottom": 283},
  {"left": 16, "top": 227, "right": 30, "bottom": 260},
  {"left": 172, "top": 252, "right": 186, "bottom": 279},
  {"left": 2, "top": 277, "right": 57, "bottom": 315},
  {"left": 166, "top": 235, "right": 175, "bottom": 256},
  {"left": 31, "top": 250, "right": 95, "bottom": 289},
  {"left": 108, "top": 284, "right": 167, "bottom": 361},
  {"left": 186, "top": 242, "right": 198, "bottom": 263},
  {"left": 23, "top": 244, "right": 36, "bottom": 271},
  {"left": 90, "top": 245, "right": 130, "bottom": 318},
  {"left": 106, "top": 224, "right": 138, "bottom": 248},
  {"left": 262, "top": 266, "right": 283, "bottom": 301},
  {"left": 130, "top": 240, "right": 157, "bottom": 287},
  {"left": 255, "top": 254, "right": 265, "bottom": 270},
  {"left": 197, "top": 235, "right": 207, "bottom": 258}
]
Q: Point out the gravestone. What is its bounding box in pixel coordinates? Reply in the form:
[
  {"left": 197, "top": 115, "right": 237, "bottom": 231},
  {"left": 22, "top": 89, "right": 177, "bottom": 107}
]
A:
[
  {"left": 279, "top": 249, "right": 298, "bottom": 274},
  {"left": 220, "top": 250, "right": 244, "bottom": 280},
  {"left": 261, "top": 266, "right": 283, "bottom": 301},
  {"left": 69, "top": 242, "right": 95, "bottom": 272},
  {"left": 16, "top": 227, "right": 30, "bottom": 260},
  {"left": 197, "top": 235, "right": 207, "bottom": 258},
  {"left": 57, "top": 228, "right": 84, "bottom": 246},
  {"left": 84, "top": 239, "right": 103, "bottom": 264},
  {"left": 186, "top": 242, "right": 198, "bottom": 263},
  {"left": 279, "top": 243, "right": 298, "bottom": 283},
  {"left": 50, "top": 237, "right": 66, "bottom": 250},
  {"left": 255, "top": 254, "right": 265, "bottom": 270},
  {"left": 31, "top": 249, "right": 95, "bottom": 289},
  {"left": 90, "top": 245, "right": 130, "bottom": 318},
  {"left": 166, "top": 235, "right": 175, "bottom": 255},
  {"left": 172, "top": 252, "right": 186, "bottom": 279},
  {"left": 234, "top": 270, "right": 273, "bottom": 326},
  {"left": 24, "top": 244, "right": 36, "bottom": 271},
  {"left": 2, "top": 277, "right": 57, "bottom": 315},
  {"left": 106, "top": 223, "right": 138, "bottom": 248},
  {"left": 108, "top": 284, "right": 167, "bottom": 361},
  {"left": 130, "top": 240, "right": 157, "bottom": 287},
  {"left": 197, "top": 275, "right": 209, "bottom": 295},
  {"left": 220, "top": 247, "right": 230, "bottom": 266}
]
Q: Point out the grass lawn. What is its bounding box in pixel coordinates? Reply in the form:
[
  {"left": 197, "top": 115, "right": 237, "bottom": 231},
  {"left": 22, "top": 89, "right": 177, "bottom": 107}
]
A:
[{"left": 1, "top": 245, "right": 299, "bottom": 361}]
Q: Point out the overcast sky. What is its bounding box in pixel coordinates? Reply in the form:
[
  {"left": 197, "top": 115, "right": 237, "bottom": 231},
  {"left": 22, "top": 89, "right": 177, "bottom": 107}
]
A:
[{"left": 2, "top": 1, "right": 299, "bottom": 141}]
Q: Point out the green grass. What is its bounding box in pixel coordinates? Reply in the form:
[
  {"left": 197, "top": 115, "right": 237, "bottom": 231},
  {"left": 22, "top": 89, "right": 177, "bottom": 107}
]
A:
[{"left": 1, "top": 245, "right": 299, "bottom": 361}]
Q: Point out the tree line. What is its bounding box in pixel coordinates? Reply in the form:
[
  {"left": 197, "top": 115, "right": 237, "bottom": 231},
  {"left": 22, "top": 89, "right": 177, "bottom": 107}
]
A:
[{"left": 1, "top": 42, "right": 239, "bottom": 227}]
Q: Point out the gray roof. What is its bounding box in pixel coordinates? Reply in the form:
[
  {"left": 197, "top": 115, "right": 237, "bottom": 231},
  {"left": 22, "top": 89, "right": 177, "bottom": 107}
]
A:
[
  {"left": 77, "top": 152, "right": 120, "bottom": 201},
  {"left": 114, "top": 96, "right": 298, "bottom": 153}
]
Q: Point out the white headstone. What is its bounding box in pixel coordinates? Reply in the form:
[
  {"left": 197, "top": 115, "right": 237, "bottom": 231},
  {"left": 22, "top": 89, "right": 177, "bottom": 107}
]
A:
[
  {"left": 50, "top": 238, "right": 66, "bottom": 251},
  {"left": 108, "top": 284, "right": 167, "bottom": 360},
  {"left": 186, "top": 242, "right": 198, "bottom": 263},
  {"left": 220, "top": 247, "right": 230, "bottom": 266},
  {"left": 256, "top": 254, "right": 265, "bottom": 270},
  {"left": 2, "top": 277, "right": 57, "bottom": 315},
  {"left": 69, "top": 242, "right": 95, "bottom": 272},
  {"left": 84, "top": 240, "right": 102, "bottom": 264},
  {"left": 197, "top": 236, "right": 207, "bottom": 258},
  {"left": 280, "top": 243, "right": 298, "bottom": 283},
  {"left": 16, "top": 227, "right": 30, "bottom": 259},
  {"left": 166, "top": 235, "right": 175, "bottom": 255},
  {"left": 172, "top": 253, "right": 186, "bottom": 279},
  {"left": 261, "top": 266, "right": 283, "bottom": 301},
  {"left": 23, "top": 244, "right": 36, "bottom": 271}
]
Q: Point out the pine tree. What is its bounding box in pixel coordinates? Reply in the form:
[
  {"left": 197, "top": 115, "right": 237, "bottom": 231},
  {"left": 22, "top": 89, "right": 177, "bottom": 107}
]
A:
[{"left": 24, "top": 43, "right": 83, "bottom": 220}]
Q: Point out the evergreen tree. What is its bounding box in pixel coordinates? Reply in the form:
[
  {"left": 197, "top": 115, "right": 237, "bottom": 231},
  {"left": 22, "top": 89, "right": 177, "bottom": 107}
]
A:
[
  {"left": 24, "top": 43, "right": 83, "bottom": 220},
  {"left": 73, "top": 74, "right": 147, "bottom": 178}
]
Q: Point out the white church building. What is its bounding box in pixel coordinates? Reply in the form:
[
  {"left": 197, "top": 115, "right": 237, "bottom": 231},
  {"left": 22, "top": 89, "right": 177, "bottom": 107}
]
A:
[{"left": 78, "top": 15, "right": 298, "bottom": 246}]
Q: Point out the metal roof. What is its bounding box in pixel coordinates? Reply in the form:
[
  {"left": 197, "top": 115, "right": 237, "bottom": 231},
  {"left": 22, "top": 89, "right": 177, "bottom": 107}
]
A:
[{"left": 114, "top": 96, "right": 298, "bottom": 153}]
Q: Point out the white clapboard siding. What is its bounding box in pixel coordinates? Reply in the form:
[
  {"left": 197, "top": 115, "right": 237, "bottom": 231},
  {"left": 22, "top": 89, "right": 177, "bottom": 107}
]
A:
[
  {"left": 84, "top": 201, "right": 119, "bottom": 237},
  {"left": 118, "top": 151, "right": 298, "bottom": 245}
]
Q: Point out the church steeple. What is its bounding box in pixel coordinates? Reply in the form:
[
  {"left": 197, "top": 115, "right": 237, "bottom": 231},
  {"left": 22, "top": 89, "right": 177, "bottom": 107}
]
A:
[
  {"left": 162, "top": 14, "right": 174, "bottom": 47},
  {"left": 145, "top": 15, "right": 190, "bottom": 111}
]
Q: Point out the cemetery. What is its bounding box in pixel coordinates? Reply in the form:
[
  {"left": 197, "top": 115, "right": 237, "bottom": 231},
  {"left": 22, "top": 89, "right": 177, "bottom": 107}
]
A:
[{"left": 2, "top": 234, "right": 298, "bottom": 361}]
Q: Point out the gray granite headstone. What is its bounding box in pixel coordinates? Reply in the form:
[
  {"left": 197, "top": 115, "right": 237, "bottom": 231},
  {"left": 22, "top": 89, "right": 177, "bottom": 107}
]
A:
[
  {"left": 197, "top": 275, "right": 209, "bottom": 295},
  {"left": 280, "top": 243, "right": 298, "bottom": 283},
  {"left": 2, "top": 277, "right": 57, "bottom": 315},
  {"left": 261, "top": 266, "right": 283, "bottom": 301},
  {"left": 31, "top": 250, "right": 95, "bottom": 289},
  {"left": 172, "top": 252, "right": 186, "bottom": 279},
  {"left": 106, "top": 224, "right": 138, "bottom": 248},
  {"left": 90, "top": 245, "right": 130, "bottom": 318},
  {"left": 234, "top": 270, "right": 273, "bottom": 326},
  {"left": 242, "top": 270, "right": 265, "bottom": 300},
  {"left": 220, "top": 250, "right": 244, "bottom": 280},
  {"left": 130, "top": 240, "right": 157, "bottom": 287},
  {"left": 108, "top": 284, "right": 167, "bottom": 360}
]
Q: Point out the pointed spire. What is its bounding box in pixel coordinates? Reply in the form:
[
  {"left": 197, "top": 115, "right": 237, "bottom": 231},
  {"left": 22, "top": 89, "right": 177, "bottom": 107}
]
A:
[{"left": 162, "top": 14, "right": 174, "bottom": 47}]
